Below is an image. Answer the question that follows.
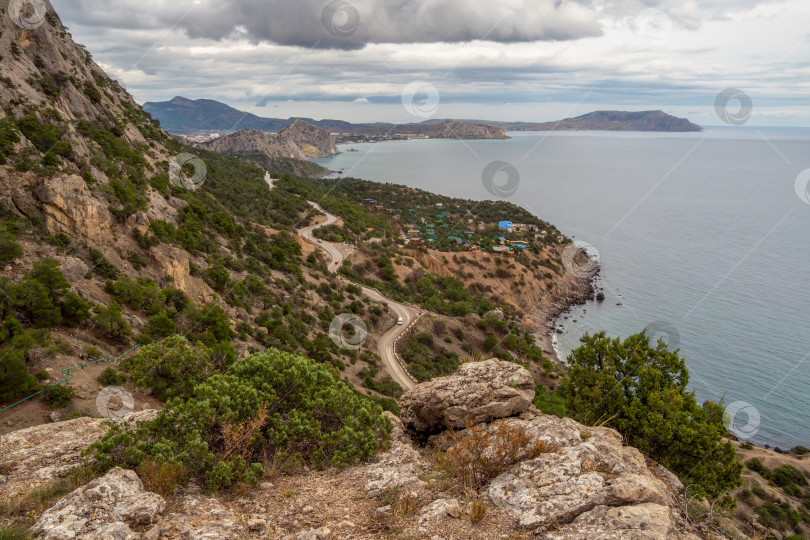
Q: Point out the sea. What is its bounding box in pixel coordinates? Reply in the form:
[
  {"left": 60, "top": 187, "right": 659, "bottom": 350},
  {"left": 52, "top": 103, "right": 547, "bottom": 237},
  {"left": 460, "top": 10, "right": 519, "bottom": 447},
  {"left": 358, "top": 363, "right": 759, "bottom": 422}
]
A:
[{"left": 314, "top": 128, "right": 810, "bottom": 449}]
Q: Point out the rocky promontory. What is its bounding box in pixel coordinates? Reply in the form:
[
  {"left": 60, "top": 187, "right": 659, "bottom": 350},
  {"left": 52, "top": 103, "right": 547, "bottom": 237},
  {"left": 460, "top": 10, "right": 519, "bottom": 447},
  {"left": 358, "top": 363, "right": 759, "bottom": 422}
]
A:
[{"left": 198, "top": 119, "right": 339, "bottom": 161}]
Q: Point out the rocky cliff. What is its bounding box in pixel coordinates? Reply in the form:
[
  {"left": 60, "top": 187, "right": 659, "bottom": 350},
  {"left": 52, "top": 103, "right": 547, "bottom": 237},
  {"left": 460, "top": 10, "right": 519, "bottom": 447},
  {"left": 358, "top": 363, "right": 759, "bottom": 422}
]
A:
[
  {"left": 0, "top": 1, "right": 171, "bottom": 166},
  {"left": 199, "top": 128, "right": 307, "bottom": 160},
  {"left": 426, "top": 120, "right": 507, "bottom": 139},
  {"left": 198, "top": 120, "right": 339, "bottom": 160},
  {"left": 281, "top": 119, "right": 340, "bottom": 157},
  {"left": 0, "top": 360, "right": 705, "bottom": 539}
]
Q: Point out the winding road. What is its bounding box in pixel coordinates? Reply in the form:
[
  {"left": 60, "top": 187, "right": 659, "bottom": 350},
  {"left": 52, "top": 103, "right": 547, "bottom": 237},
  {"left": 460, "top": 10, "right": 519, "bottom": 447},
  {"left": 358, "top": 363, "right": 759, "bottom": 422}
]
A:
[{"left": 299, "top": 201, "right": 419, "bottom": 391}]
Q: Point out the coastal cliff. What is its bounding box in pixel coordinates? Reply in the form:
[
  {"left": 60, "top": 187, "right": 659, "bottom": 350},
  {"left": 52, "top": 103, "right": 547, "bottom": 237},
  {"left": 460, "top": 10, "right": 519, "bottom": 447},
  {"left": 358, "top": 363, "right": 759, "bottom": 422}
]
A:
[
  {"left": 198, "top": 120, "right": 339, "bottom": 160},
  {"left": 425, "top": 120, "right": 507, "bottom": 139}
]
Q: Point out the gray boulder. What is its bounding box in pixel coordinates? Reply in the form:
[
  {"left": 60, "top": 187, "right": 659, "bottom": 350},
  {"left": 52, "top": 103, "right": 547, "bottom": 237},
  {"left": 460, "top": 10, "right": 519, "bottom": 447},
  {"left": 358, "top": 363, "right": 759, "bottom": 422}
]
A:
[
  {"left": 399, "top": 359, "right": 534, "bottom": 432},
  {"left": 31, "top": 467, "right": 165, "bottom": 539}
]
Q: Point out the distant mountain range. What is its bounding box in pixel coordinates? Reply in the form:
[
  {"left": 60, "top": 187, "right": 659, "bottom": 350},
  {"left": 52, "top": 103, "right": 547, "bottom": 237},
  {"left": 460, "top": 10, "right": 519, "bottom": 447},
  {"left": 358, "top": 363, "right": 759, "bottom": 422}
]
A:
[{"left": 142, "top": 96, "right": 702, "bottom": 137}]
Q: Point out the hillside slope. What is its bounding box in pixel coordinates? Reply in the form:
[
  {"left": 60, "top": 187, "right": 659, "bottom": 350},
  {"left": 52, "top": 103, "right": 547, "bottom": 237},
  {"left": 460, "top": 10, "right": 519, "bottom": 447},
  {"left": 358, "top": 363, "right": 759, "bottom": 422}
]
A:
[{"left": 0, "top": 0, "right": 589, "bottom": 437}]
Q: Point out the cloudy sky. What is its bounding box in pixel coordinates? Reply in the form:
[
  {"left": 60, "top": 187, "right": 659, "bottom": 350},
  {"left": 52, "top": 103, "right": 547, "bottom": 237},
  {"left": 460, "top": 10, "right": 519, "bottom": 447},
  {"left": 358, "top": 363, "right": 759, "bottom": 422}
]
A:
[{"left": 52, "top": 0, "right": 810, "bottom": 126}]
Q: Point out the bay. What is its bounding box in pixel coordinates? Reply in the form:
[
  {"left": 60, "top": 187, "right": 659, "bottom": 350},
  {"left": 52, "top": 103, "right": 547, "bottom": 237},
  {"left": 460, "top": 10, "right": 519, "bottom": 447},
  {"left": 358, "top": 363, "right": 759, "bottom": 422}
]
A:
[{"left": 314, "top": 128, "right": 810, "bottom": 448}]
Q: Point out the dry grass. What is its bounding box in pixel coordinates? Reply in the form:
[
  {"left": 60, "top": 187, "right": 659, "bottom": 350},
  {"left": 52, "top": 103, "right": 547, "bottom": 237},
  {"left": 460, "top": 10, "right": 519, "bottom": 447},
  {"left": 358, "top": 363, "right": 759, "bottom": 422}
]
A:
[
  {"left": 394, "top": 493, "right": 420, "bottom": 519},
  {"left": 222, "top": 402, "right": 268, "bottom": 462},
  {"left": 379, "top": 487, "right": 421, "bottom": 521},
  {"left": 137, "top": 461, "right": 188, "bottom": 497},
  {"left": 0, "top": 465, "right": 98, "bottom": 529},
  {"left": 434, "top": 419, "right": 559, "bottom": 494},
  {"left": 470, "top": 499, "right": 487, "bottom": 524}
]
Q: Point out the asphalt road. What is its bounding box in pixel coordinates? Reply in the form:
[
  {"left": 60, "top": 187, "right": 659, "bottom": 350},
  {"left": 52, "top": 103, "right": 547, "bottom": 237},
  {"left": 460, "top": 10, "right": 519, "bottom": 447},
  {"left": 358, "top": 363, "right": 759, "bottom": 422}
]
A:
[{"left": 300, "top": 201, "right": 418, "bottom": 391}]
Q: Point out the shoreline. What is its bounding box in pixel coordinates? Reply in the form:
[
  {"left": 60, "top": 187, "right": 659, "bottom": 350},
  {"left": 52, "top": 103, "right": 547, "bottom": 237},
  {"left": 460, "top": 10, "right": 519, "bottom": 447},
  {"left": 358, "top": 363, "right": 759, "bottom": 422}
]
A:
[{"left": 534, "top": 267, "right": 599, "bottom": 366}]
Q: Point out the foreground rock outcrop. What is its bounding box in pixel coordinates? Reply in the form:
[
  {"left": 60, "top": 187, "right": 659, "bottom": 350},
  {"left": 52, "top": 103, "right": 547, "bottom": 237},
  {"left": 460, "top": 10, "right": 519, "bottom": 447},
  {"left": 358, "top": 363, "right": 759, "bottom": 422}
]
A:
[
  {"left": 3, "top": 361, "right": 703, "bottom": 539},
  {"left": 31, "top": 468, "right": 165, "bottom": 540},
  {"left": 399, "top": 358, "right": 534, "bottom": 432},
  {"left": 484, "top": 410, "right": 694, "bottom": 538},
  {"left": 0, "top": 410, "right": 157, "bottom": 502}
]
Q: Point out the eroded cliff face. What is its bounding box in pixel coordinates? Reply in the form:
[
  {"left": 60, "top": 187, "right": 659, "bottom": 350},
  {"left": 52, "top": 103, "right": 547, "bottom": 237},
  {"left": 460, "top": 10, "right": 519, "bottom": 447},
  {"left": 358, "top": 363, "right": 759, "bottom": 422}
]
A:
[
  {"left": 1, "top": 360, "right": 703, "bottom": 539},
  {"left": 35, "top": 174, "right": 114, "bottom": 245},
  {"left": 198, "top": 120, "right": 340, "bottom": 161},
  {"left": 427, "top": 120, "right": 508, "bottom": 139},
  {"left": 0, "top": 0, "right": 169, "bottom": 166},
  {"left": 199, "top": 128, "right": 307, "bottom": 160},
  {"left": 282, "top": 119, "right": 340, "bottom": 158}
]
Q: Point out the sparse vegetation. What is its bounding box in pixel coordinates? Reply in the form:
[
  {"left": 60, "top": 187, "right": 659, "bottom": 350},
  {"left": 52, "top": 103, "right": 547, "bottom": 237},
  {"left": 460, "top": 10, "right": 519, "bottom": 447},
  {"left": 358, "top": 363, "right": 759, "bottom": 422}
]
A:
[
  {"left": 41, "top": 384, "right": 74, "bottom": 408},
  {"left": 434, "top": 419, "right": 558, "bottom": 493},
  {"left": 558, "top": 331, "right": 742, "bottom": 498},
  {"left": 97, "top": 366, "right": 125, "bottom": 387},
  {"left": 91, "top": 349, "right": 392, "bottom": 490}
]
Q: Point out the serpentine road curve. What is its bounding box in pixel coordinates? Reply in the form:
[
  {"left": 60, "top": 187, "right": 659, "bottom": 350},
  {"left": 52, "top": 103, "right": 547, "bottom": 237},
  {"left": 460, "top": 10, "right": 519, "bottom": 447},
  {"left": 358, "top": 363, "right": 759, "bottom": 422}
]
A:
[{"left": 299, "top": 202, "right": 419, "bottom": 391}]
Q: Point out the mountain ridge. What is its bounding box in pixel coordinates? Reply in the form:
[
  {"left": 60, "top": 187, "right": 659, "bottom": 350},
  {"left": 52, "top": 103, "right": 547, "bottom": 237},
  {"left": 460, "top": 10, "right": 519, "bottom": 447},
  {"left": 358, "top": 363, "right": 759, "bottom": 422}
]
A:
[{"left": 143, "top": 96, "right": 701, "bottom": 136}]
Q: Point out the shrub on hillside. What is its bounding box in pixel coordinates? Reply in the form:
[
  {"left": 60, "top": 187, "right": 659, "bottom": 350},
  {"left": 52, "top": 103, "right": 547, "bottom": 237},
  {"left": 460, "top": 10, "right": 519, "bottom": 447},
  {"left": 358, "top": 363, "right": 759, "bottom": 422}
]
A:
[
  {"left": 89, "top": 250, "right": 119, "bottom": 279},
  {"left": 120, "top": 335, "right": 214, "bottom": 400},
  {"left": 0, "top": 349, "right": 38, "bottom": 402},
  {"left": 559, "top": 331, "right": 742, "bottom": 498},
  {"left": 97, "top": 366, "right": 125, "bottom": 387},
  {"left": 0, "top": 231, "right": 23, "bottom": 265},
  {"left": 42, "top": 384, "right": 74, "bottom": 408},
  {"left": 91, "top": 349, "right": 392, "bottom": 490},
  {"left": 93, "top": 301, "right": 131, "bottom": 342}
]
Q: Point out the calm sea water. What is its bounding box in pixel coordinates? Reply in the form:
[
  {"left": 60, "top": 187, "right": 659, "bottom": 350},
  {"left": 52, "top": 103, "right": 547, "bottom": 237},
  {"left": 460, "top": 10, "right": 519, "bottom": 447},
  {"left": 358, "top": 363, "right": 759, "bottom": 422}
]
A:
[{"left": 315, "top": 128, "right": 810, "bottom": 448}]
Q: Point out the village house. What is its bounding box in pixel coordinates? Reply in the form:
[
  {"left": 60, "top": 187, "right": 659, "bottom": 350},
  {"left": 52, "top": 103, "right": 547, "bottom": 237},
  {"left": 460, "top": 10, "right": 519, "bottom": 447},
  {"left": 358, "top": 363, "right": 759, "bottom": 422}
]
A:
[{"left": 498, "top": 220, "right": 513, "bottom": 232}]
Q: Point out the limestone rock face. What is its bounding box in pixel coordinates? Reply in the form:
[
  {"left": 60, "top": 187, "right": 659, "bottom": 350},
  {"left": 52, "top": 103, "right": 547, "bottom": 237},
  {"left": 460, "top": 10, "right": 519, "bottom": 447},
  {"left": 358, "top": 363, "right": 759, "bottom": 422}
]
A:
[
  {"left": 399, "top": 359, "right": 534, "bottom": 432},
  {"left": 30, "top": 467, "right": 166, "bottom": 540},
  {"left": 200, "top": 128, "right": 306, "bottom": 160},
  {"left": 151, "top": 244, "right": 213, "bottom": 305},
  {"left": 364, "top": 412, "right": 425, "bottom": 496},
  {"left": 36, "top": 174, "right": 113, "bottom": 245},
  {"left": 538, "top": 503, "right": 685, "bottom": 540},
  {"left": 59, "top": 256, "right": 89, "bottom": 283},
  {"left": 282, "top": 119, "right": 339, "bottom": 157},
  {"left": 125, "top": 210, "right": 149, "bottom": 236},
  {"left": 485, "top": 408, "right": 698, "bottom": 539},
  {"left": 198, "top": 120, "right": 339, "bottom": 161},
  {"left": 0, "top": 410, "right": 157, "bottom": 501}
]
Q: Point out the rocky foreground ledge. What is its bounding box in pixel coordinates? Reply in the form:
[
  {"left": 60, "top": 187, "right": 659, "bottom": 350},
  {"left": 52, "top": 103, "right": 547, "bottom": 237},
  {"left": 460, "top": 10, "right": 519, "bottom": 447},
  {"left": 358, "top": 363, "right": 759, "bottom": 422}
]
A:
[{"left": 0, "top": 360, "right": 700, "bottom": 539}]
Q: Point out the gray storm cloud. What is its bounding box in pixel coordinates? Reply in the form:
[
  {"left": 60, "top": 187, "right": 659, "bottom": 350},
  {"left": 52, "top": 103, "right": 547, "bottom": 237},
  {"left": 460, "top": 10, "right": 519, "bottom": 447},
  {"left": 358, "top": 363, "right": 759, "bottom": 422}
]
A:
[{"left": 57, "top": 0, "right": 603, "bottom": 48}]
